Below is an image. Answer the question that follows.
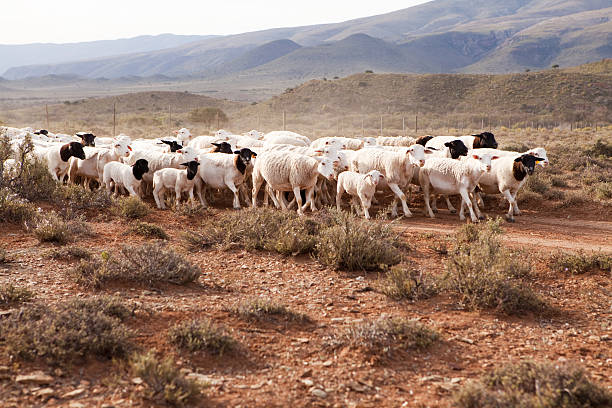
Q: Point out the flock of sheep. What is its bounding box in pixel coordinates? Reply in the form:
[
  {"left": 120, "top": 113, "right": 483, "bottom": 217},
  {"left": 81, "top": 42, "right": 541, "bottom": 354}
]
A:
[{"left": 1, "top": 126, "right": 549, "bottom": 222}]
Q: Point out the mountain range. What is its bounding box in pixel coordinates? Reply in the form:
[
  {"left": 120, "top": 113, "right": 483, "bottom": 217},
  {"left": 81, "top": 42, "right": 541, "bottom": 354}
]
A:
[{"left": 1, "top": 0, "right": 611, "bottom": 87}]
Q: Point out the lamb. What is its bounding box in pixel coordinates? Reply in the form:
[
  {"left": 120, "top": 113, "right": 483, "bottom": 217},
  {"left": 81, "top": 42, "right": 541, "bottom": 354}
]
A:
[
  {"left": 350, "top": 144, "right": 434, "bottom": 217},
  {"left": 153, "top": 160, "right": 201, "bottom": 209},
  {"left": 419, "top": 152, "right": 500, "bottom": 222},
  {"left": 476, "top": 154, "right": 545, "bottom": 222},
  {"left": 425, "top": 132, "right": 498, "bottom": 150},
  {"left": 195, "top": 148, "right": 257, "bottom": 209},
  {"left": 103, "top": 159, "right": 150, "bottom": 197},
  {"left": 124, "top": 146, "right": 199, "bottom": 191},
  {"left": 376, "top": 136, "right": 417, "bottom": 147},
  {"left": 251, "top": 151, "right": 337, "bottom": 215},
  {"left": 173, "top": 128, "right": 193, "bottom": 143},
  {"left": 38, "top": 142, "right": 86, "bottom": 182},
  {"left": 262, "top": 131, "right": 310, "bottom": 147},
  {"left": 68, "top": 140, "right": 132, "bottom": 189},
  {"left": 310, "top": 137, "right": 363, "bottom": 151},
  {"left": 336, "top": 170, "right": 384, "bottom": 219}
]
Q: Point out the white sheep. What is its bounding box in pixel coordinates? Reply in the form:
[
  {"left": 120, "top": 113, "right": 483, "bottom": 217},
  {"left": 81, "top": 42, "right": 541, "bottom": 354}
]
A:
[
  {"left": 35, "top": 142, "right": 86, "bottom": 182},
  {"left": 376, "top": 136, "right": 416, "bottom": 147},
  {"left": 102, "top": 159, "right": 150, "bottom": 197},
  {"left": 336, "top": 170, "right": 384, "bottom": 219},
  {"left": 68, "top": 140, "right": 132, "bottom": 189},
  {"left": 263, "top": 131, "right": 310, "bottom": 147},
  {"left": 252, "top": 151, "right": 337, "bottom": 215},
  {"left": 311, "top": 137, "right": 365, "bottom": 151},
  {"left": 153, "top": 160, "right": 201, "bottom": 209},
  {"left": 195, "top": 148, "right": 257, "bottom": 209},
  {"left": 350, "top": 144, "right": 434, "bottom": 217},
  {"left": 419, "top": 152, "right": 499, "bottom": 222},
  {"left": 425, "top": 132, "right": 498, "bottom": 150}
]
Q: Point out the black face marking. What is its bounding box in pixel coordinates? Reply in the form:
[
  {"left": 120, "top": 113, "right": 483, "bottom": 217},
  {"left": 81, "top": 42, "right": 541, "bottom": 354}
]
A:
[
  {"left": 77, "top": 133, "right": 96, "bottom": 147},
  {"left": 132, "top": 159, "right": 149, "bottom": 180},
  {"left": 415, "top": 135, "right": 434, "bottom": 146},
  {"left": 181, "top": 161, "right": 201, "bottom": 180},
  {"left": 61, "top": 142, "right": 85, "bottom": 161},
  {"left": 212, "top": 142, "right": 233, "bottom": 154},
  {"left": 161, "top": 140, "right": 183, "bottom": 152},
  {"left": 445, "top": 140, "right": 468, "bottom": 159},
  {"left": 34, "top": 129, "right": 48, "bottom": 135},
  {"left": 472, "top": 132, "right": 498, "bottom": 149}
]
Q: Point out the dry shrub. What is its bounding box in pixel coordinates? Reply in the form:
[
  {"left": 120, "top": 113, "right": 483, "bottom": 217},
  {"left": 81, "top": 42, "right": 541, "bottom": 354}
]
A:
[
  {"left": 231, "top": 297, "right": 309, "bottom": 322},
  {"left": 72, "top": 242, "right": 200, "bottom": 287},
  {"left": 0, "top": 188, "right": 38, "bottom": 224},
  {"left": 48, "top": 245, "right": 92, "bottom": 260},
  {"left": 314, "top": 210, "right": 401, "bottom": 271},
  {"left": 168, "top": 319, "right": 236, "bottom": 355},
  {"left": 585, "top": 138, "right": 612, "bottom": 158},
  {"left": 0, "top": 284, "right": 33, "bottom": 306},
  {"left": 0, "top": 296, "right": 132, "bottom": 365},
  {"left": 0, "top": 248, "right": 6, "bottom": 264},
  {"left": 32, "top": 212, "right": 91, "bottom": 244},
  {"left": 443, "top": 219, "right": 546, "bottom": 315},
  {"left": 550, "top": 251, "right": 611, "bottom": 275},
  {"left": 378, "top": 267, "right": 438, "bottom": 301},
  {"left": 130, "top": 222, "right": 169, "bottom": 240},
  {"left": 115, "top": 196, "right": 150, "bottom": 219},
  {"left": 326, "top": 317, "right": 439, "bottom": 357},
  {"left": 54, "top": 184, "right": 112, "bottom": 210},
  {"left": 454, "top": 360, "right": 612, "bottom": 408},
  {"left": 185, "top": 208, "right": 402, "bottom": 271},
  {"left": 132, "top": 352, "right": 201, "bottom": 407}
]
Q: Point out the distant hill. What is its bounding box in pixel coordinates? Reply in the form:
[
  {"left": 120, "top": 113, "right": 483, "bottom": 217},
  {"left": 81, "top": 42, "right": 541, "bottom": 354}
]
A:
[
  {"left": 3, "top": 0, "right": 612, "bottom": 82},
  {"left": 0, "top": 34, "right": 215, "bottom": 77}
]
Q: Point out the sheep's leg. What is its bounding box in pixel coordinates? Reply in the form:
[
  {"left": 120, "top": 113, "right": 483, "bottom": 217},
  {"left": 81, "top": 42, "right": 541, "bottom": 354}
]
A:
[
  {"left": 511, "top": 190, "right": 521, "bottom": 215},
  {"left": 358, "top": 193, "right": 371, "bottom": 219},
  {"left": 388, "top": 182, "right": 412, "bottom": 217},
  {"left": 226, "top": 180, "right": 240, "bottom": 209},
  {"left": 502, "top": 189, "right": 516, "bottom": 222},
  {"left": 431, "top": 194, "right": 439, "bottom": 213},
  {"left": 238, "top": 183, "right": 250, "bottom": 207},
  {"left": 421, "top": 175, "right": 435, "bottom": 218},
  {"left": 251, "top": 174, "right": 263, "bottom": 208},
  {"left": 267, "top": 187, "right": 282, "bottom": 209},
  {"left": 194, "top": 178, "right": 208, "bottom": 207},
  {"left": 187, "top": 188, "right": 196, "bottom": 207},
  {"left": 153, "top": 185, "right": 165, "bottom": 209},
  {"left": 475, "top": 191, "right": 485, "bottom": 209},
  {"left": 126, "top": 184, "right": 139, "bottom": 198},
  {"left": 444, "top": 195, "right": 457, "bottom": 213},
  {"left": 459, "top": 189, "right": 478, "bottom": 222},
  {"left": 471, "top": 193, "right": 484, "bottom": 220},
  {"left": 175, "top": 186, "right": 183, "bottom": 210},
  {"left": 336, "top": 186, "right": 344, "bottom": 212},
  {"left": 293, "top": 186, "right": 304, "bottom": 216},
  {"left": 305, "top": 187, "right": 316, "bottom": 212}
]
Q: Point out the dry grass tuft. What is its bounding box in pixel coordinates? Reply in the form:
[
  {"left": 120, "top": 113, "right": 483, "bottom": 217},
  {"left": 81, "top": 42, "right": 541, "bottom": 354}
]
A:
[
  {"left": 0, "top": 284, "right": 33, "bottom": 306},
  {"left": 115, "top": 196, "right": 150, "bottom": 219},
  {"left": 378, "top": 267, "right": 438, "bottom": 301},
  {"left": 130, "top": 222, "right": 169, "bottom": 240},
  {"left": 168, "top": 319, "right": 236, "bottom": 355},
  {"left": 231, "top": 297, "right": 310, "bottom": 322},
  {"left": 550, "top": 250, "right": 612, "bottom": 275}
]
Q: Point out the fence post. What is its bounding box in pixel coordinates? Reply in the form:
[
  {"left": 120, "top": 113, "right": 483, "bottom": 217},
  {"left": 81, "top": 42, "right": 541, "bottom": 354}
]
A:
[
  {"left": 380, "top": 116, "right": 383, "bottom": 137},
  {"left": 168, "top": 105, "right": 172, "bottom": 133},
  {"left": 283, "top": 110, "right": 286, "bottom": 131},
  {"left": 402, "top": 116, "right": 405, "bottom": 135},
  {"left": 45, "top": 105, "right": 49, "bottom": 129},
  {"left": 415, "top": 113, "right": 418, "bottom": 134},
  {"left": 112, "top": 102, "right": 116, "bottom": 137},
  {"left": 361, "top": 118, "right": 364, "bottom": 137}
]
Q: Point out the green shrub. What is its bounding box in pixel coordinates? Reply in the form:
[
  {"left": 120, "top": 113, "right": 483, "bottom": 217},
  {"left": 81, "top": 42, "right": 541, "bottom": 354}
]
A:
[
  {"left": 0, "top": 296, "right": 131, "bottom": 365},
  {"left": 454, "top": 360, "right": 612, "bottom": 408},
  {"left": 378, "top": 267, "right": 438, "bottom": 301},
  {"left": 326, "top": 317, "right": 439, "bottom": 356},
  {"left": 72, "top": 242, "right": 200, "bottom": 287},
  {"left": 168, "top": 319, "right": 236, "bottom": 355},
  {"left": 115, "top": 196, "right": 150, "bottom": 219},
  {"left": 231, "top": 297, "right": 309, "bottom": 322},
  {"left": 132, "top": 352, "right": 201, "bottom": 406},
  {"left": 54, "top": 184, "right": 112, "bottom": 210},
  {"left": 131, "top": 222, "right": 169, "bottom": 240},
  {"left": 443, "top": 219, "right": 546, "bottom": 315},
  {"left": 314, "top": 210, "right": 401, "bottom": 271},
  {"left": 550, "top": 251, "right": 611, "bottom": 275},
  {"left": 0, "top": 284, "right": 33, "bottom": 305}
]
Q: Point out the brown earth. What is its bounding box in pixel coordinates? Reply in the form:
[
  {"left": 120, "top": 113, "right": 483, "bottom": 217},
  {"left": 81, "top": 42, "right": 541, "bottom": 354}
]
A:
[{"left": 0, "top": 195, "right": 611, "bottom": 407}]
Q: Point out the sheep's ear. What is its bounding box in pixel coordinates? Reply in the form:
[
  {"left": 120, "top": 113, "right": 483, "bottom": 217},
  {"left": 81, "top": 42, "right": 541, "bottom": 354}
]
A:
[
  {"left": 127, "top": 145, "right": 132, "bottom": 151},
  {"left": 472, "top": 154, "right": 480, "bottom": 160},
  {"left": 444, "top": 142, "right": 451, "bottom": 147},
  {"left": 491, "top": 156, "right": 500, "bottom": 160},
  {"left": 533, "top": 157, "right": 545, "bottom": 161},
  {"left": 424, "top": 148, "right": 436, "bottom": 154},
  {"left": 514, "top": 156, "right": 523, "bottom": 162},
  {"left": 212, "top": 142, "right": 220, "bottom": 147},
  {"left": 114, "top": 144, "right": 121, "bottom": 148},
  {"left": 180, "top": 162, "right": 188, "bottom": 166},
  {"left": 173, "top": 130, "right": 178, "bottom": 134},
  {"left": 233, "top": 150, "right": 240, "bottom": 154},
  {"left": 251, "top": 152, "right": 257, "bottom": 158}
]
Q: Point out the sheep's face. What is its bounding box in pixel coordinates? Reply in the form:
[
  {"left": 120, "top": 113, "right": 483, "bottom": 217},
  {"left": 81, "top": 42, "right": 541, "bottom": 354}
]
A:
[
  {"left": 367, "top": 170, "right": 384, "bottom": 185},
  {"left": 472, "top": 153, "right": 499, "bottom": 172},
  {"left": 174, "top": 128, "right": 191, "bottom": 141},
  {"left": 212, "top": 142, "right": 233, "bottom": 154},
  {"left": 406, "top": 144, "right": 427, "bottom": 167},
  {"left": 114, "top": 141, "right": 131, "bottom": 157},
  {"left": 363, "top": 137, "right": 377, "bottom": 147},
  {"left": 70, "top": 142, "right": 86, "bottom": 160},
  {"left": 529, "top": 148, "right": 549, "bottom": 167},
  {"left": 318, "top": 157, "right": 338, "bottom": 180},
  {"left": 473, "top": 132, "right": 498, "bottom": 149},
  {"left": 178, "top": 146, "right": 199, "bottom": 162},
  {"left": 444, "top": 140, "right": 468, "bottom": 159}
]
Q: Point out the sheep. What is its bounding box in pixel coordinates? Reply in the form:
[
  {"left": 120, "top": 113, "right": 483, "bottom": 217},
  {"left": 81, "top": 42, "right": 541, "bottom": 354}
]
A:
[
  {"left": 263, "top": 131, "right": 310, "bottom": 147},
  {"left": 124, "top": 146, "right": 199, "bottom": 192},
  {"left": 251, "top": 151, "right": 337, "bottom": 215},
  {"left": 476, "top": 154, "right": 545, "bottom": 222},
  {"left": 376, "top": 136, "right": 417, "bottom": 147},
  {"left": 189, "top": 135, "right": 230, "bottom": 150},
  {"left": 425, "top": 132, "right": 498, "bottom": 150},
  {"left": 350, "top": 144, "right": 434, "bottom": 217},
  {"left": 103, "top": 159, "right": 150, "bottom": 197},
  {"left": 336, "top": 170, "right": 384, "bottom": 219},
  {"left": 153, "top": 160, "right": 201, "bottom": 209},
  {"left": 415, "top": 135, "right": 434, "bottom": 146},
  {"left": 75, "top": 132, "right": 96, "bottom": 147},
  {"left": 173, "top": 128, "right": 193, "bottom": 143},
  {"left": 310, "top": 137, "right": 363, "bottom": 151},
  {"left": 419, "top": 152, "right": 500, "bottom": 223},
  {"left": 37, "top": 142, "right": 86, "bottom": 182},
  {"left": 195, "top": 148, "right": 257, "bottom": 209},
  {"left": 158, "top": 140, "right": 183, "bottom": 152},
  {"left": 68, "top": 140, "right": 132, "bottom": 189},
  {"left": 244, "top": 130, "right": 265, "bottom": 140}
]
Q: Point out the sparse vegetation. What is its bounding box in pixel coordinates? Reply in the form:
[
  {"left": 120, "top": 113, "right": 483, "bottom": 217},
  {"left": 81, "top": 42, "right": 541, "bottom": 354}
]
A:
[
  {"left": 130, "top": 222, "right": 169, "bottom": 240},
  {"left": 454, "top": 360, "right": 612, "bottom": 408},
  {"left": 378, "top": 267, "right": 438, "bottom": 301},
  {"left": 54, "top": 183, "right": 112, "bottom": 210},
  {"left": 231, "top": 297, "right": 309, "bottom": 322},
  {"left": 550, "top": 250, "right": 612, "bottom": 275},
  {"left": 0, "top": 284, "right": 33, "bottom": 306},
  {"left": 115, "top": 196, "right": 150, "bottom": 219},
  {"left": 72, "top": 242, "right": 200, "bottom": 287},
  {"left": 185, "top": 208, "right": 401, "bottom": 271},
  {"left": 0, "top": 296, "right": 132, "bottom": 365},
  {"left": 33, "top": 212, "right": 74, "bottom": 244},
  {"left": 327, "top": 317, "right": 439, "bottom": 356},
  {"left": 0, "top": 248, "right": 7, "bottom": 264},
  {"left": 0, "top": 188, "right": 38, "bottom": 225},
  {"left": 168, "top": 319, "right": 236, "bottom": 355},
  {"left": 132, "top": 351, "right": 201, "bottom": 406},
  {"left": 48, "top": 245, "right": 93, "bottom": 260},
  {"left": 188, "top": 106, "right": 228, "bottom": 127},
  {"left": 442, "top": 219, "right": 546, "bottom": 315}
]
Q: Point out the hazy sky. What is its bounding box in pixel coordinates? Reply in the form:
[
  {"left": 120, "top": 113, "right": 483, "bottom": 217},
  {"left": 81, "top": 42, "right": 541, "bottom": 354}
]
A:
[{"left": 1, "top": 0, "right": 431, "bottom": 45}]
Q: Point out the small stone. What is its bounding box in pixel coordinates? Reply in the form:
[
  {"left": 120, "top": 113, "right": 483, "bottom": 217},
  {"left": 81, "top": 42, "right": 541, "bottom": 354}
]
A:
[
  {"left": 600, "top": 335, "right": 610, "bottom": 342},
  {"left": 311, "top": 388, "right": 327, "bottom": 398},
  {"left": 0, "top": 366, "right": 9, "bottom": 374},
  {"left": 322, "top": 360, "right": 333, "bottom": 367},
  {"left": 15, "top": 372, "right": 54, "bottom": 385},
  {"left": 450, "top": 378, "right": 462, "bottom": 384},
  {"left": 301, "top": 379, "right": 314, "bottom": 387},
  {"left": 34, "top": 388, "right": 54, "bottom": 398},
  {"left": 420, "top": 375, "right": 444, "bottom": 383},
  {"left": 62, "top": 388, "right": 85, "bottom": 399},
  {"left": 131, "top": 377, "right": 143, "bottom": 385},
  {"left": 295, "top": 338, "right": 309, "bottom": 344}
]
